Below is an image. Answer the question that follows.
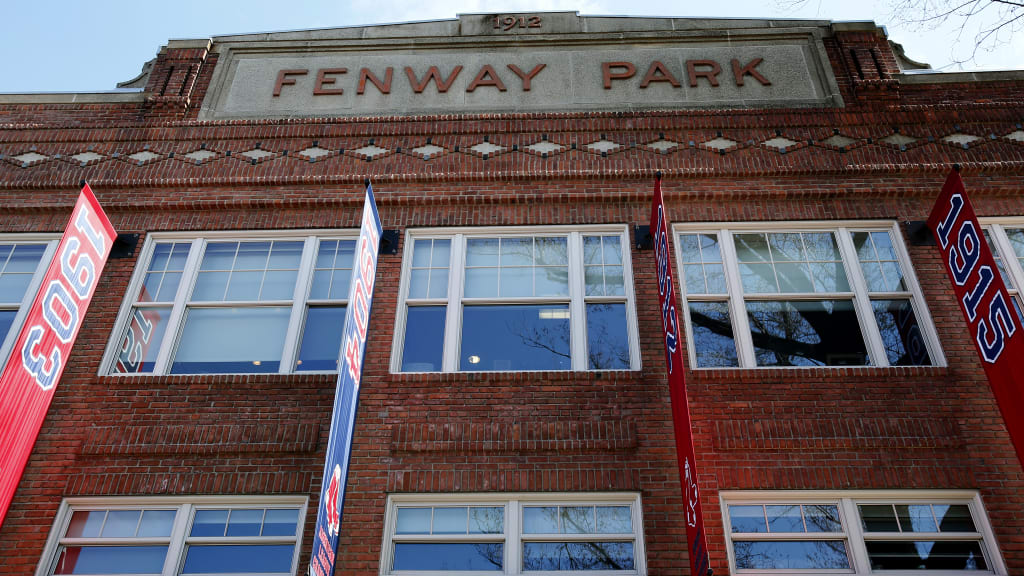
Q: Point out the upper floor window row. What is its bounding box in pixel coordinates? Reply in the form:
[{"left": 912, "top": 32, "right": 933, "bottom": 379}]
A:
[
  {"left": 675, "top": 222, "right": 944, "bottom": 369},
  {"left": 391, "top": 226, "right": 641, "bottom": 373}
]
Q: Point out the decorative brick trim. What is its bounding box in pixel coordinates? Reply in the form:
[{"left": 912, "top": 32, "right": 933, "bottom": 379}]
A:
[
  {"left": 80, "top": 423, "right": 319, "bottom": 456},
  {"left": 63, "top": 471, "right": 316, "bottom": 496},
  {"left": 713, "top": 417, "right": 962, "bottom": 451},
  {"left": 390, "top": 420, "right": 637, "bottom": 454}
]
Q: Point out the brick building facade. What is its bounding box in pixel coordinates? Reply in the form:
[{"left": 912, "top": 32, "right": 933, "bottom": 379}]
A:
[{"left": 1, "top": 12, "right": 1023, "bottom": 576}]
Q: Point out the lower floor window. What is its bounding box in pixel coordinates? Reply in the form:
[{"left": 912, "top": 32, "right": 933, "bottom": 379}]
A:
[
  {"left": 721, "top": 491, "right": 1006, "bottom": 574},
  {"left": 40, "top": 496, "right": 306, "bottom": 576},
  {"left": 383, "top": 493, "right": 645, "bottom": 575}
]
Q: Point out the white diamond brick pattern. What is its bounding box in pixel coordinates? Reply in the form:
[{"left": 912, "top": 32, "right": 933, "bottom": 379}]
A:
[
  {"left": 71, "top": 152, "right": 104, "bottom": 164},
  {"left": 13, "top": 152, "right": 48, "bottom": 164},
  {"left": 352, "top": 145, "right": 388, "bottom": 158},
  {"left": 881, "top": 134, "right": 916, "bottom": 147},
  {"left": 411, "top": 144, "right": 445, "bottom": 158},
  {"left": 469, "top": 142, "right": 504, "bottom": 156},
  {"left": 823, "top": 135, "right": 857, "bottom": 148},
  {"left": 299, "top": 146, "right": 332, "bottom": 160},
  {"left": 184, "top": 150, "right": 217, "bottom": 162},
  {"left": 128, "top": 151, "right": 160, "bottom": 163},
  {"left": 703, "top": 137, "right": 738, "bottom": 151},
  {"left": 526, "top": 141, "right": 563, "bottom": 155},
  {"left": 241, "top": 148, "right": 274, "bottom": 161},
  {"left": 1007, "top": 130, "right": 1024, "bottom": 143},
  {"left": 763, "top": 137, "right": 799, "bottom": 150},
  {"left": 646, "top": 139, "right": 677, "bottom": 153},
  {"left": 586, "top": 139, "right": 621, "bottom": 153},
  {"left": 943, "top": 133, "right": 980, "bottom": 146}
]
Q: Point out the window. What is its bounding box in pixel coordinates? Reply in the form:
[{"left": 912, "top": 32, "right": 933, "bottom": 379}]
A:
[
  {"left": 381, "top": 493, "right": 645, "bottom": 575},
  {"left": 979, "top": 221, "right": 1024, "bottom": 320},
  {"left": 721, "top": 491, "right": 1006, "bottom": 574},
  {"left": 674, "top": 223, "right": 943, "bottom": 368},
  {"left": 37, "top": 497, "right": 306, "bottom": 576},
  {"left": 0, "top": 237, "right": 58, "bottom": 367},
  {"left": 102, "top": 231, "right": 356, "bottom": 375},
  {"left": 392, "top": 226, "right": 639, "bottom": 372}
]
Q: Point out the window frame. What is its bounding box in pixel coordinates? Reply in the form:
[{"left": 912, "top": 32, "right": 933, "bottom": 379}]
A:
[
  {"left": 673, "top": 221, "right": 945, "bottom": 369},
  {"left": 380, "top": 492, "right": 646, "bottom": 576},
  {"left": 0, "top": 234, "right": 60, "bottom": 370},
  {"left": 978, "top": 218, "right": 1024, "bottom": 313},
  {"left": 719, "top": 490, "right": 1007, "bottom": 576},
  {"left": 390, "top": 225, "right": 641, "bottom": 373},
  {"left": 100, "top": 229, "right": 358, "bottom": 376},
  {"left": 35, "top": 495, "right": 308, "bottom": 576}
]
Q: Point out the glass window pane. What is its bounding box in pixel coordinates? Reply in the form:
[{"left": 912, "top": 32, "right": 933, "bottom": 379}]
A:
[
  {"left": 168, "top": 243, "right": 190, "bottom": 270},
  {"left": 536, "top": 237, "right": 568, "bottom": 266},
  {"left": 262, "top": 508, "right": 299, "bottom": 536},
  {"left": 808, "top": 262, "right": 849, "bottom": 293},
  {"left": 234, "top": 242, "right": 271, "bottom": 269},
  {"left": 427, "top": 269, "right": 449, "bottom": 299},
  {"left": 224, "top": 271, "right": 262, "bottom": 301},
  {"left": 729, "top": 505, "right": 766, "bottom": 533},
  {"left": 329, "top": 269, "right": 352, "bottom": 300},
  {"left": 268, "top": 241, "right": 303, "bottom": 269},
  {"left": 683, "top": 264, "right": 706, "bottom": 295},
  {"left": 467, "top": 239, "right": 499, "bottom": 267},
  {"left": 310, "top": 270, "right": 331, "bottom": 300},
  {"left": 172, "top": 308, "right": 290, "bottom": 374},
  {"left": 935, "top": 505, "right": 976, "bottom": 532},
  {"left": 192, "top": 271, "right": 229, "bottom": 301},
  {"left": 595, "top": 506, "right": 631, "bottom": 533},
  {"left": 698, "top": 234, "right": 722, "bottom": 262},
  {"left": 432, "top": 239, "right": 451, "bottom": 268},
  {"left": 804, "top": 505, "right": 842, "bottom": 533},
  {"left": 704, "top": 263, "right": 726, "bottom": 294},
  {"left": 601, "top": 236, "right": 622, "bottom": 265},
  {"left": 53, "top": 546, "right": 168, "bottom": 575},
  {"left": 523, "top": 507, "right": 559, "bottom": 534},
  {"left": 137, "top": 510, "right": 176, "bottom": 538},
  {"left": 522, "top": 542, "right": 634, "bottom": 571},
  {"left": 803, "top": 232, "right": 842, "bottom": 262},
  {"left": 865, "top": 540, "right": 988, "bottom": 570},
  {"left": 401, "top": 306, "right": 446, "bottom": 372},
  {"left": 733, "top": 541, "right": 849, "bottom": 570},
  {"left": 112, "top": 307, "right": 172, "bottom": 374},
  {"left": 182, "top": 545, "right": 295, "bottom": 573},
  {"left": 0, "top": 272, "right": 33, "bottom": 303},
  {"left": 156, "top": 272, "right": 183, "bottom": 302},
  {"left": 747, "top": 300, "right": 869, "bottom": 367},
  {"left": 393, "top": 543, "right": 503, "bottom": 571},
  {"left": 461, "top": 305, "right": 570, "bottom": 371},
  {"left": 396, "top": 508, "right": 432, "bottom": 534},
  {"left": 408, "top": 269, "right": 429, "bottom": 299},
  {"left": 852, "top": 231, "right": 875, "bottom": 261},
  {"left": 536, "top": 266, "right": 569, "bottom": 297},
  {"left": 465, "top": 267, "right": 498, "bottom": 298},
  {"left": 200, "top": 242, "right": 237, "bottom": 270},
  {"left": 260, "top": 270, "right": 297, "bottom": 301},
  {"left": 689, "top": 302, "right": 738, "bottom": 368},
  {"left": 296, "top": 306, "right": 345, "bottom": 372},
  {"left": 5, "top": 244, "right": 46, "bottom": 272},
  {"left": 102, "top": 510, "right": 141, "bottom": 537},
  {"left": 880, "top": 261, "right": 907, "bottom": 292},
  {"left": 775, "top": 262, "right": 814, "bottom": 293},
  {"left": 191, "top": 509, "right": 228, "bottom": 537},
  {"left": 501, "top": 238, "right": 533, "bottom": 266},
  {"left": 0, "top": 310, "right": 14, "bottom": 344},
  {"left": 872, "top": 231, "right": 898, "bottom": 260},
  {"left": 65, "top": 511, "right": 105, "bottom": 538},
  {"left": 587, "top": 303, "right": 630, "bottom": 370},
  {"left": 768, "top": 233, "right": 805, "bottom": 262},
  {"left": 469, "top": 507, "right": 504, "bottom": 534},
  {"left": 739, "top": 263, "right": 778, "bottom": 294},
  {"left": 317, "top": 240, "right": 338, "bottom": 268},
  {"left": 412, "top": 240, "right": 432, "bottom": 268},
  {"left": 734, "top": 233, "right": 770, "bottom": 263},
  {"left": 561, "top": 507, "right": 595, "bottom": 534},
  {"left": 766, "top": 505, "right": 804, "bottom": 532},
  {"left": 433, "top": 507, "right": 468, "bottom": 534},
  {"left": 227, "top": 509, "right": 263, "bottom": 537},
  {"left": 860, "top": 504, "right": 899, "bottom": 532},
  {"left": 872, "top": 300, "right": 933, "bottom": 366},
  {"left": 500, "top": 267, "right": 533, "bottom": 297},
  {"left": 678, "top": 234, "right": 700, "bottom": 263},
  {"left": 897, "top": 505, "right": 938, "bottom": 532}
]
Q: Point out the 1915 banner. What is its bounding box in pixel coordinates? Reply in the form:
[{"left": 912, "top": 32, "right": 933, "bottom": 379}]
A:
[
  {"left": 309, "top": 183, "right": 382, "bottom": 576},
  {"left": 928, "top": 169, "right": 1024, "bottom": 464},
  {"left": 0, "top": 184, "right": 116, "bottom": 526},
  {"left": 651, "top": 174, "right": 712, "bottom": 576}
]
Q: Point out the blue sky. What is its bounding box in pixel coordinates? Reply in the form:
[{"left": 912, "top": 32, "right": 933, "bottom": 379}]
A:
[{"left": 1, "top": 0, "right": 1021, "bottom": 93}]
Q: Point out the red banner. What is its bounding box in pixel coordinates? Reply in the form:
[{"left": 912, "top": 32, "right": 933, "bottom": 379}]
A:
[
  {"left": 928, "top": 170, "right": 1024, "bottom": 465},
  {"left": 651, "top": 175, "right": 711, "bottom": 576},
  {"left": 0, "top": 184, "right": 116, "bottom": 527}
]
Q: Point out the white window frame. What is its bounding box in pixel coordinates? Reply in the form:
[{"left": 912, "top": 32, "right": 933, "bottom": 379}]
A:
[
  {"left": 36, "top": 495, "right": 308, "bottom": 576},
  {"left": 979, "top": 218, "right": 1024, "bottom": 312},
  {"left": 673, "top": 221, "right": 945, "bottom": 369},
  {"left": 100, "top": 229, "right": 357, "bottom": 376},
  {"left": 0, "top": 234, "right": 60, "bottom": 370},
  {"left": 390, "top": 225, "right": 641, "bottom": 373},
  {"left": 380, "top": 492, "right": 646, "bottom": 576},
  {"left": 720, "top": 490, "right": 1007, "bottom": 576}
]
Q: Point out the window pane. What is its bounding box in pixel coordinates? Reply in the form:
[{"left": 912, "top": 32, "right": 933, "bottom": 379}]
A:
[
  {"left": 465, "top": 267, "right": 498, "bottom": 298},
  {"left": 396, "top": 508, "right": 431, "bottom": 534},
  {"left": 537, "top": 237, "right": 568, "bottom": 265},
  {"left": 865, "top": 540, "right": 988, "bottom": 570},
  {"left": 112, "top": 307, "right": 172, "bottom": 374},
  {"left": 872, "top": 300, "right": 934, "bottom": 366},
  {"left": 0, "top": 310, "right": 14, "bottom": 344},
  {"left": 689, "top": 302, "right": 738, "bottom": 368},
  {"left": 586, "top": 303, "right": 629, "bottom": 370},
  {"left": 935, "top": 505, "right": 976, "bottom": 532},
  {"left": 192, "top": 271, "right": 229, "bottom": 301},
  {"left": 501, "top": 237, "right": 533, "bottom": 266},
  {"left": 65, "top": 511, "right": 105, "bottom": 538},
  {"left": 733, "top": 541, "right": 849, "bottom": 570},
  {"left": 393, "top": 543, "right": 503, "bottom": 571},
  {"left": 200, "top": 242, "right": 238, "bottom": 270},
  {"left": 897, "top": 505, "right": 938, "bottom": 532},
  {"left": 408, "top": 269, "right": 429, "bottom": 299},
  {"left": 523, "top": 507, "right": 559, "bottom": 534},
  {"left": 501, "top": 266, "right": 533, "bottom": 297},
  {"left": 224, "top": 270, "right": 262, "bottom": 301},
  {"left": 172, "top": 307, "right": 290, "bottom": 374},
  {"left": 5, "top": 244, "right": 46, "bottom": 272},
  {"left": 261, "top": 270, "right": 298, "bottom": 300},
  {"left": 227, "top": 509, "right": 263, "bottom": 537},
  {"left": 561, "top": 506, "right": 595, "bottom": 534},
  {"left": 0, "top": 271, "right": 33, "bottom": 303},
  {"left": 729, "top": 505, "right": 766, "bottom": 533},
  {"left": 466, "top": 238, "right": 499, "bottom": 266},
  {"left": 137, "top": 510, "right": 176, "bottom": 538},
  {"left": 182, "top": 545, "right": 295, "bottom": 573},
  {"left": 234, "top": 242, "right": 271, "bottom": 269},
  {"left": 401, "top": 306, "right": 446, "bottom": 372},
  {"left": 102, "top": 510, "right": 140, "bottom": 537},
  {"left": 746, "top": 300, "right": 869, "bottom": 367},
  {"left": 434, "top": 507, "right": 468, "bottom": 534},
  {"left": 739, "top": 262, "right": 778, "bottom": 294},
  {"left": 295, "top": 306, "right": 345, "bottom": 372},
  {"left": 860, "top": 504, "right": 899, "bottom": 532},
  {"left": 262, "top": 509, "right": 299, "bottom": 536},
  {"left": 191, "top": 509, "right": 228, "bottom": 537},
  {"left": 765, "top": 505, "right": 803, "bottom": 532},
  {"left": 268, "top": 241, "right": 303, "bottom": 269},
  {"left": 535, "top": 266, "right": 569, "bottom": 297},
  {"left": 53, "top": 546, "right": 168, "bottom": 575},
  {"left": 595, "top": 506, "right": 631, "bottom": 533},
  {"left": 469, "top": 507, "right": 504, "bottom": 534},
  {"left": 804, "top": 505, "right": 842, "bottom": 533},
  {"left": 522, "top": 542, "right": 634, "bottom": 571},
  {"left": 734, "top": 233, "right": 771, "bottom": 263},
  {"left": 461, "top": 305, "right": 570, "bottom": 371}
]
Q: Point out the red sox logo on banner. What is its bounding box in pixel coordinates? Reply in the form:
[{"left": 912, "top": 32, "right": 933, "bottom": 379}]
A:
[{"left": 325, "top": 465, "right": 342, "bottom": 537}]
